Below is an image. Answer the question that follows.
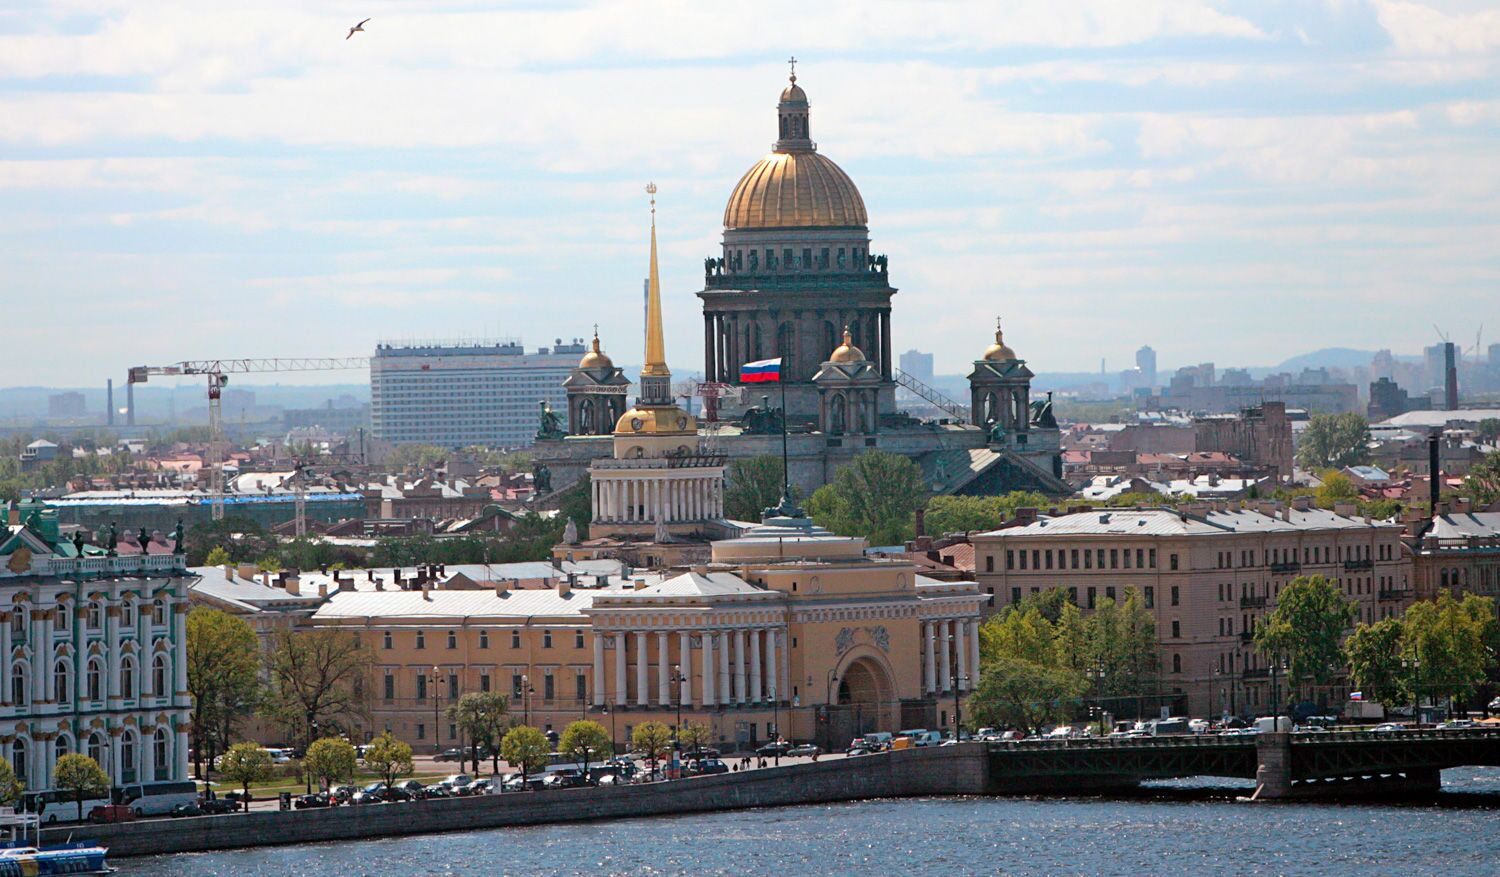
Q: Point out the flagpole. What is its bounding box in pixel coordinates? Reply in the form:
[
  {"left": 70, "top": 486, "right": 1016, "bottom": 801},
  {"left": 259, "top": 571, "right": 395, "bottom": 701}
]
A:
[{"left": 780, "top": 373, "right": 790, "bottom": 505}]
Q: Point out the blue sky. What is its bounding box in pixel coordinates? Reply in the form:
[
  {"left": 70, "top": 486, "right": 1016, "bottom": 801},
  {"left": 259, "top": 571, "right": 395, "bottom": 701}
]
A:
[{"left": 2, "top": 0, "right": 1497, "bottom": 387}]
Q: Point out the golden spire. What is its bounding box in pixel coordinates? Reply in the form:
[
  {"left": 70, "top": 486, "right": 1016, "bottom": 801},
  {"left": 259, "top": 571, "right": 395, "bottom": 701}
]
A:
[{"left": 641, "top": 181, "right": 669, "bottom": 379}]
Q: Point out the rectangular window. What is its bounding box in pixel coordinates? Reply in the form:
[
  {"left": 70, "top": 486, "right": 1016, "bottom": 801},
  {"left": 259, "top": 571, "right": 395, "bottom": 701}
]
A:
[
  {"left": 416, "top": 674, "right": 428, "bottom": 701},
  {"left": 1105, "top": 586, "right": 1116, "bottom": 602},
  {"left": 1045, "top": 550, "right": 1053, "bottom": 570},
  {"left": 576, "top": 673, "right": 588, "bottom": 702},
  {"left": 1085, "top": 550, "right": 1093, "bottom": 570},
  {"left": 1005, "top": 550, "right": 1013, "bottom": 570},
  {"left": 1123, "top": 549, "right": 1131, "bottom": 570},
  {"left": 544, "top": 675, "right": 555, "bottom": 700},
  {"left": 1144, "top": 586, "right": 1154, "bottom": 608},
  {"left": 479, "top": 631, "right": 489, "bottom": 649},
  {"left": 986, "top": 555, "right": 995, "bottom": 573},
  {"left": 1032, "top": 550, "right": 1040, "bottom": 570},
  {"left": 1136, "top": 549, "right": 1144, "bottom": 569},
  {"left": 382, "top": 632, "right": 392, "bottom": 650},
  {"left": 1087, "top": 587, "right": 1097, "bottom": 609},
  {"left": 448, "top": 723, "right": 457, "bottom": 742},
  {"left": 1010, "top": 587, "right": 1021, "bottom": 605},
  {"left": 1071, "top": 549, "right": 1080, "bottom": 569},
  {"left": 1170, "top": 554, "right": 1179, "bottom": 571},
  {"left": 1172, "top": 620, "right": 1181, "bottom": 638},
  {"left": 512, "top": 674, "right": 524, "bottom": 698},
  {"left": 1097, "top": 549, "right": 1106, "bottom": 569},
  {"left": 383, "top": 673, "right": 395, "bottom": 700},
  {"left": 802, "top": 247, "right": 812, "bottom": 268},
  {"left": 1068, "top": 587, "right": 1078, "bottom": 604},
  {"left": 415, "top": 631, "right": 425, "bottom": 650},
  {"left": 447, "top": 630, "right": 457, "bottom": 650},
  {"left": 575, "top": 631, "right": 585, "bottom": 649},
  {"left": 1149, "top": 549, "right": 1157, "bottom": 568},
  {"left": 1171, "top": 585, "right": 1180, "bottom": 607},
  {"left": 417, "top": 723, "right": 426, "bottom": 741},
  {"left": 448, "top": 673, "right": 459, "bottom": 700},
  {"left": 511, "top": 631, "right": 521, "bottom": 649},
  {"left": 1110, "top": 549, "right": 1118, "bottom": 569},
  {"left": 1019, "top": 551, "right": 1027, "bottom": 570},
  {"left": 543, "top": 631, "right": 553, "bottom": 649},
  {"left": 480, "top": 673, "right": 490, "bottom": 693},
  {"left": 1057, "top": 550, "right": 1066, "bottom": 570}
]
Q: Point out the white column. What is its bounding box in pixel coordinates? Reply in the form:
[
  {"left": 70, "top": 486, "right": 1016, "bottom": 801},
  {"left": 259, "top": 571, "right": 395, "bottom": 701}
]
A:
[
  {"left": 765, "top": 628, "right": 778, "bottom": 703},
  {"left": 749, "top": 629, "right": 763, "bottom": 702},
  {"left": 939, "top": 620, "right": 952, "bottom": 693},
  {"left": 924, "top": 621, "right": 937, "bottom": 694},
  {"left": 657, "top": 631, "right": 670, "bottom": 706},
  {"left": 174, "top": 724, "right": 188, "bottom": 780},
  {"left": 39, "top": 609, "right": 54, "bottom": 703},
  {"left": 779, "top": 630, "right": 790, "bottom": 704},
  {"left": 635, "top": 631, "right": 648, "bottom": 707},
  {"left": 679, "top": 631, "right": 693, "bottom": 708},
  {"left": 717, "top": 631, "right": 731, "bottom": 706},
  {"left": 701, "top": 632, "right": 715, "bottom": 706},
  {"left": 172, "top": 603, "right": 188, "bottom": 702},
  {"left": 732, "top": 629, "right": 746, "bottom": 704},
  {"left": 968, "top": 620, "right": 981, "bottom": 686},
  {"left": 33, "top": 610, "right": 48, "bottom": 705},
  {"left": 592, "top": 634, "right": 605, "bottom": 706},
  {"left": 955, "top": 620, "right": 969, "bottom": 690},
  {"left": 109, "top": 732, "right": 123, "bottom": 784},
  {"left": 141, "top": 734, "right": 155, "bottom": 783},
  {"left": 614, "top": 633, "right": 627, "bottom": 706},
  {"left": 0, "top": 611, "right": 10, "bottom": 706}
]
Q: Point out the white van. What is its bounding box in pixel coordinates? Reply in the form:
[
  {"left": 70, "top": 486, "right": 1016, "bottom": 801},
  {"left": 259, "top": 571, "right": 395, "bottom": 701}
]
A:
[{"left": 117, "top": 780, "right": 198, "bottom": 816}]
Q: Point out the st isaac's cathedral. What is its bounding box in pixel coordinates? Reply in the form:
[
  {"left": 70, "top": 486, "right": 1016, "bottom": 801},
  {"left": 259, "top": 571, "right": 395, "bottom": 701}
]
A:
[{"left": 533, "top": 70, "right": 1067, "bottom": 510}]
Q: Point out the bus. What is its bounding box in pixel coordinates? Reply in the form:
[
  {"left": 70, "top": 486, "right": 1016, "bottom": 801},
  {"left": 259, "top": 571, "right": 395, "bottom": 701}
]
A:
[
  {"left": 115, "top": 780, "right": 198, "bottom": 816},
  {"left": 20, "top": 789, "right": 111, "bottom": 824}
]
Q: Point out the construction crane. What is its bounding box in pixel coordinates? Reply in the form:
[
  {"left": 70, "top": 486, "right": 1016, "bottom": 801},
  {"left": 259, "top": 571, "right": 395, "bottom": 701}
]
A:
[{"left": 128, "top": 357, "right": 369, "bottom": 520}]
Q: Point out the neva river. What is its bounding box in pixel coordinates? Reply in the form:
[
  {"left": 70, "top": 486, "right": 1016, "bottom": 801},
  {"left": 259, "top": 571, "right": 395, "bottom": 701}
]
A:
[{"left": 123, "top": 769, "right": 1500, "bottom": 877}]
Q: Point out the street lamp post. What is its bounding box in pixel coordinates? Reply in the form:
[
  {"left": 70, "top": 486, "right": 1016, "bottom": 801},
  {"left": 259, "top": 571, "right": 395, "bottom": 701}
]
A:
[
  {"left": 521, "top": 674, "right": 532, "bottom": 727},
  {"left": 770, "top": 682, "right": 780, "bottom": 766},
  {"left": 304, "top": 711, "right": 317, "bottom": 794},
  {"left": 432, "top": 665, "right": 442, "bottom": 757},
  {"left": 670, "top": 664, "right": 685, "bottom": 775},
  {"left": 1404, "top": 657, "right": 1422, "bottom": 726},
  {"left": 602, "top": 703, "right": 616, "bottom": 755},
  {"left": 824, "top": 668, "right": 838, "bottom": 752}
]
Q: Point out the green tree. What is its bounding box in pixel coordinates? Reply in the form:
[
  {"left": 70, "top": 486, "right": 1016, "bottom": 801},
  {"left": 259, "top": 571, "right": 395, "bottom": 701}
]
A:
[
  {"left": 557, "top": 475, "right": 592, "bottom": 541},
  {"left": 1477, "top": 418, "right": 1500, "bottom": 443},
  {"left": 724, "top": 455, "right": 790, "bottom": 522},
  {"left": 968, "top": 656, "right": 1087, "bottom": 736},
  {"left": 1314, "top": 470, "right": 1360, "bottom": 509},
  {"left": 631, "top": 721, "right": 674, "bottom": 776},
  {"left": 264, "top": 629, "right": 372, "bottom": 749},
  {"left": 303, "top": 737, "right": 358, "bottom": 791},
  {"left": 806, "top": 450, "right": 926, "bottom": 545},
  {"left": 559, "top": 720, "right": 612, "bottom": 783},
  {"left": 1344, "top": 618, "right": 1407, "bottom": 719},
  {"left": 218, "top": 743, "right": 273, "bottom": 809},
  {"left": 186, "top": 608, "right": 262, "bottom": 778},
  {"left": 362, "top": 732, "right": 414, "bottom": 791},
  {"left": 1295, "top": 413, "right": 1371, "bottom": 470},
  {"left": 1402, "top": 592, "right": 1498, "bottom": 713},
  {"left": 447, "top": 691, "right": 510, "bottom": 774},
  {"left": 979, "top": 607, "right": 1058, "bottom": 667},
  {"left": 1462, "top": 451, "right": 1500, "bottom": 506},
  {"left": 204, "top": 546, "right": 231, "bottom": 567},
  {"left": 53, "top": 753, "right": 110, "bottom": 822},
  {"left": 1085, "top": 590, "right": 1159, "bottom": 708},
  {"left": 0, "top": 757, "right": 23, "bottom": 807},
  {"left": 1254, "top": 575, "right": 1356, "bottom": 708},
  {"left": 923, "top": 492, "right": 1049, "bottom": 536},
  {"left": 677, "top": 721, "right": 713, "bottom": 756},
  {"left": 500, "top": 725, "right": 550, "bottom": 787}
]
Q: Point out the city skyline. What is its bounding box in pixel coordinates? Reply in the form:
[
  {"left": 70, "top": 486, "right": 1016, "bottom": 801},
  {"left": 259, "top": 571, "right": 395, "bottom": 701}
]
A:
[{"left": 3, "top": 1, "right": 1498, "bottom": 385}]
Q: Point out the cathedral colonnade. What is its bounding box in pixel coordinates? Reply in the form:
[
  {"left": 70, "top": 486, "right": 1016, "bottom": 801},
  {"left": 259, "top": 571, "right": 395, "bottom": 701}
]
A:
[
  {"left": 591, "top": 472, "right": 723, "bottom": 524},
  {"left": 590, "top": 626, "right": 790, "bottom": 711}
]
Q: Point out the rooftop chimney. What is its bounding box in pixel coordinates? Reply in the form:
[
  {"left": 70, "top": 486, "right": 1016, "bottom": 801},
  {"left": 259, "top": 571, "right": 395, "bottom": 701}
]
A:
[
  {"left": 1429, "top": 433, "right": 1441, "bottom": 517},
  {"left": 634, "top": 578, "right": 648, "bottom": 590},
  {"left": 284, "top": 575, "right": 301, "bottom": 596},
  {"left": 422, "top": 580, "right": 432, "bottom": 601},
  {"left": 557, "top": 577, "right": 571, "bottom": 598},
  {"left": 495, "top": 577, "right": 510, "bottom": 596},
  {"left": 223, "top": 565, "right": 235, "bottom": 581}
]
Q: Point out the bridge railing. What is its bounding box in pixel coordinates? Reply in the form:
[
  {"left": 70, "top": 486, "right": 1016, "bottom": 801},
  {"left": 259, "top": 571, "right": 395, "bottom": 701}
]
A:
[
  {"left": 1291, "top": 727, "right": 1500, "bottom": 745},
  {"left": 986, "top": 734, "right": 1250, "bottom": 753}
]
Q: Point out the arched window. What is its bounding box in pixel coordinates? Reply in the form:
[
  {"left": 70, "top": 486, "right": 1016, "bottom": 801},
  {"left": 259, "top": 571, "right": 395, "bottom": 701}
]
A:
[
  {"left": 121, "top": 599, "right": 135, "bottom": 628},
  {"left": 1172, "top": 653, "right": 1182, "bottom": 674},
  {"left": 120, "top": 655, "right": 136, "bottom": 699},
  {"left": 87, "top": 658, "right": 104, "bottom": 702},
  {"left": 86, "top": 601, "right": 103, "bottom": 631},
  {"left": 154, "top": 728, "right": 170, "bottom": 774},
  {"left": 55, "top": 734, "right": 71, "bottom": 760},
  {"left": 119, "top": 731, "right": 136, "bottom": 783},
  {"left": 10, "top": 740, "right": 25, "bottom": 781},
  {"left": 152, "top": 654, "right": 169, "bottom": 698},
  {"left": 88, "top": 732, "right": 106, "bottom": 768},
  {"left": 10, "top": 662, "right": 27, "bottom": 706},
  {"left": 55, "top": 659, "right": 71, "bottom": 705},
  {"left": 152, "top": 600, "right": 167, "bottom": 626}
]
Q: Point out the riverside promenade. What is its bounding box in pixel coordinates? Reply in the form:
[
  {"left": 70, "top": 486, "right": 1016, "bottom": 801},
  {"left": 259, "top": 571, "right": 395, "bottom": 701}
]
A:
[{"left": 53, "top": 729, "right": 1500, "bottom": 859}]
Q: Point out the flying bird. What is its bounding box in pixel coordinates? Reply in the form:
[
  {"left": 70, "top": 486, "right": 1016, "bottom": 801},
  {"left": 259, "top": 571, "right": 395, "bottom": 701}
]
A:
[{"left": 346, "top": 18, "right": 369, "bottom": 39}]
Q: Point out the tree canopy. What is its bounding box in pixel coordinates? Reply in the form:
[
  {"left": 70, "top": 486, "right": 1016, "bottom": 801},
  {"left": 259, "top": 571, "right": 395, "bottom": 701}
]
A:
[
  {"left": 806, "top": 450, "right": 926, "bottom": 545},
  {"left": 217, "top": 743, "right": 272, "bottom": 802},
  {"left": 724, "top": 455, "right": 789, "bottom": 522},
  {"left": 363, "top": 732, "right": 414, "bottom": 789},
  {"left": 1254, "top": 575, "right": 1356, "bottom": 702},
  {"left": 559, "top": 720, "right": 612, "bottom": 780},
  {"left": 54, "top": 753, "right": 110, "bottom": 822},
  {"left": 969, "top": 656, "right": 1087, "bottom": 736},
  {"left": 1343, "top": 617, "right": 1407, "bottom": 716},
  {"left": 447, "top": 691, "right": 510, "bottom": 774},
  {"left": 304, "top": 737, "right": 358, "bottom": 790},
  {"left": 264, "top": 629, "right": 372, "bottom": 744},
  {"left": 186, "top": 608, "right": 262, "bottom": 777},
  {"left": 0, "top": 757, "right": 23, "bottom": 807},
  {"left": 1462, "top": 451, "right": 1500, "bottom": 506},
  {"left": 631, "top": 721, "right": 674, "bottom": 774},
  {"left": 1295, "top": 413, "right": 1371, "bottom": 470},
  {"left": 922, "top": 492, "right": 1048, "bottom": 536},
  {"left": 500, "top": 725, "right": 550, "bottom": 782}
]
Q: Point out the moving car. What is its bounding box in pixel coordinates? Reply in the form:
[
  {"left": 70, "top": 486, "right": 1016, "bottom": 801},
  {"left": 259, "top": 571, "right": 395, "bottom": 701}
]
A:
[
  {"left": 689, "top": 758, "right": 729, "bottom": 775},
  {"left": 294, "top": 793, "right": 332, "bottom": 809},
  {"left": 434, "top": 748, "right": 466, "bottom": 762},
  {"left": 1370, "top": 723, "right": 1406, "bottom": 733},
  {"left": 788, "top": 743, "right": 819, "bottom": 757},
  {"left": 543, "top": 770, "right": 589, "bottom": 789},
  {"left": 440, "top": 774, "right": 474, "bottom": 792},
  {"left": 756, "top": 741, "right": 793, "bottom": 757}
]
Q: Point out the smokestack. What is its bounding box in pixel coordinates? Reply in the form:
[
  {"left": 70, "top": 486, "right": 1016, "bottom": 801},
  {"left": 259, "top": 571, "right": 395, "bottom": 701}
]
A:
[
  {"left": 107, "top": 379, "right": 114, "bottom": 427},
  {"left": 126, "top": 381, "right": 135, "bottom": 426},
  {"left": 1444, "top": 342, "right": 1458, "bottom": 411},
  {"left": 1429, "top": 432, "right": 1441, "bottom": 517}
]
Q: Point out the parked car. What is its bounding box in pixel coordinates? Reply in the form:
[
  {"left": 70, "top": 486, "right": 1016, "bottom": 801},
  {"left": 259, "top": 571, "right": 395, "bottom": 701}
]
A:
[
  {"left": 440, "top": 774, "right": 473, "bottom": 792},
  {"left": 423, "top": 784, "right": 452, "bottom": 799},
  {"left": 788, "top": 743, "right": 819, "bottom": 757},
  {"left": 502, "top": 774, "right": 547, "bottom": 792},
  {"left": 381, "top": 786, "right": 415, "bottom": 803},
  {"left": 756, "top": 740, "right": 793, "bottom": 757},
  {"left": 350, "top": 782, "right": 387, "bottom": 805},
  {"left": 330, "top": 785, "right": 358, "bottom": 804},
  {"left": 596, "top": 773, "right": 627, "bottom": 787},
  {"left": 691, "top": 758, "right": 729, "bottom": 775},
  {"left": 1370, "top": 723, "right": 1406, "bottom": 733},
  {"left": 294, "top": 793, "right": 331, "bottom": 809},
  {"left": 434, "top": 748, "right": 466, "bottom": 763},
  {"left": 463, "top": 779, "right": 493, "bottom": 796},
  {"left": 88, "top": 804, "right": 136, "bottom": 824},
  {"left": 543, "top": 770, "right": 589, "bottom": 790},
  {"left": 1489, "top": 696, "right": 1500, "bottom": 712},
  {"left": 394, "top": 780, "right": 427, "bottom": 799},
  {"left": 170, "top": 802, "right": 204, "bottom": 818}
]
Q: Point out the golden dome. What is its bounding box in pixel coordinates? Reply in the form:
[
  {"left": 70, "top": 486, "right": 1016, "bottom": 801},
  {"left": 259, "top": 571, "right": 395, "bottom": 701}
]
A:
[
  {"left": 724, "top": 151, "right": 868, "bottom": 230},
  {"left": 613, "top": 405, "right": 697, "bottom": 436},
  {"left": 781, "top": 81, "right": 807, "bottom": 102},
  {"left": 578, "top": 332, "right": 614, "bottom": 370},
  {"left": 983, "top": 319, "right": 1018, "bottom": 362},
  {"left": 828, "top": 326, "right": 865, "bottom": 363}
]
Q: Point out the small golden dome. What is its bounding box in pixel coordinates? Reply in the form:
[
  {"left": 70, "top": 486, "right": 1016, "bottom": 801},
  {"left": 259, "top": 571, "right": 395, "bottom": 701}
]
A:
[
  {"left": 578, "top": 333, "right": 613, "bottom": 370},
  {"left": 613, "top": 405, "right": 697, "bottom": 437},
  {"left": 983, "top": 319, "right": 1018, "bottom": 362},
  {"left": 781, "top": 81, "right": 807, "bottom": 102},
  {"left": 829, "top": 326, "right": 865, "bottom": 363},
  {"left": 724, "top": 152, "right": 867, "bottom": 230}
]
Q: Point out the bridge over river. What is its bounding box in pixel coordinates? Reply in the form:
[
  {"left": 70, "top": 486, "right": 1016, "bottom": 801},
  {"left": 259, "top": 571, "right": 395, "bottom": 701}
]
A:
[{"left": 984, "top": 727, "right": 1500, "bottom": 798}]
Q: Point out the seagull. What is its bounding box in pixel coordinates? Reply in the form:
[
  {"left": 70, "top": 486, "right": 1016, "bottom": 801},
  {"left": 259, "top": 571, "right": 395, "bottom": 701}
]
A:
[{"left": 346, "top": 18, "right": 369, "bottom": 39}]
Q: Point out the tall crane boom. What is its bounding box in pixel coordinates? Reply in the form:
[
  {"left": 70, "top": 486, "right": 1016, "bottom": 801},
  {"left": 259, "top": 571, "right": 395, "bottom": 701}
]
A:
[{"left": 128, "top": 356, "right": 369, "bottom": 520}]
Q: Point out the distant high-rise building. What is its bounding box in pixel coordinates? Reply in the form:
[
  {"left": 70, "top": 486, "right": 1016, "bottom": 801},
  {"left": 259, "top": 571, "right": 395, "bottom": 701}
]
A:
[
  {"left": 899, "top": 349, "right": 934, "bottom": 385},
  {"left": 1135, "top": 345, "right": 1157, "bottom": 387},
  {"left": 371, "top": 339, "right": 584, "bottom": 447},
  {"left": 1423, "top": 342, "right": 1447, "bottom": 391},
  {"left": 47, "top": 391, "right": 86, "bottom": 418}
]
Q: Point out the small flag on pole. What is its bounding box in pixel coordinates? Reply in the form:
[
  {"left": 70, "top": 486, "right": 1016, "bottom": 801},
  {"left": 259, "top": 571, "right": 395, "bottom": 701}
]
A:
[
  {"left": 740, "top": 358, "right": 782, "bottom": 383},
  {"left": 1349, "top": 691, "right": 1363, "bottom": 701}
]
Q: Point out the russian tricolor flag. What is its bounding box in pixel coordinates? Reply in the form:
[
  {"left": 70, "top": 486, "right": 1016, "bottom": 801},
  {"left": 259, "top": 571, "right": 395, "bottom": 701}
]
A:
[
  {"left": 740, "top": 358, "right": 782, "bottom": 383},
  {"left": 1349, "top": 691, "right": 1363, "bottom": 701}
]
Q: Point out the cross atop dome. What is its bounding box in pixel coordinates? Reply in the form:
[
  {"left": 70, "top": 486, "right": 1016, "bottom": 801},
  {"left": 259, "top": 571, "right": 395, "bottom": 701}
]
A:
[{"left": 777, "top": 62, "right": 811, "bottom": 150}]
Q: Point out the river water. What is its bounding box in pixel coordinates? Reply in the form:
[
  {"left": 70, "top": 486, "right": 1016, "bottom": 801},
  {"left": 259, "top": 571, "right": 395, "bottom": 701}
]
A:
[{"left": 121, "top": 769, "right": 1500, "bottom": 877}]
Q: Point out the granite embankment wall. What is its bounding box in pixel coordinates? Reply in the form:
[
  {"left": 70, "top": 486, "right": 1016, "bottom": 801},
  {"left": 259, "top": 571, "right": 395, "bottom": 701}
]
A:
[{"left": 43, "top": 746, "right": 989, "bottom": 859}]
